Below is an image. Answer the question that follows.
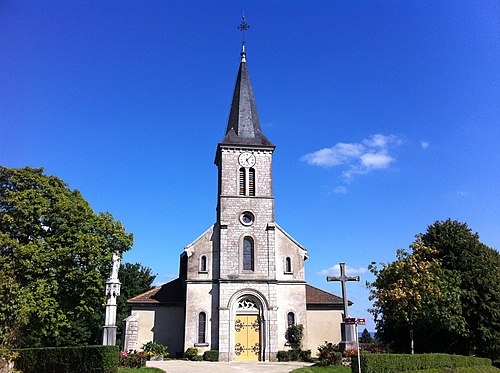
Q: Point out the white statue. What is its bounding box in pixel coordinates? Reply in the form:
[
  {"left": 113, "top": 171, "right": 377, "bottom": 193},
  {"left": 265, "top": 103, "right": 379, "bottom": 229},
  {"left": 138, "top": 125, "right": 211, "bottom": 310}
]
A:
[{"left": 109, "top": 251, "right": 121, "bottom": 280}]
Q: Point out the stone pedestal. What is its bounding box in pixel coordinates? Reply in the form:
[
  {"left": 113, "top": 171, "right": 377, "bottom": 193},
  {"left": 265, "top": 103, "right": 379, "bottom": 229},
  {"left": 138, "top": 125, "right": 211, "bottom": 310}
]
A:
[
  {"left": 102, "top": 325, "right": 117, "bottom": 346},
  {"left": 339, "top": 322, "right": 357, "bottom": 351}
]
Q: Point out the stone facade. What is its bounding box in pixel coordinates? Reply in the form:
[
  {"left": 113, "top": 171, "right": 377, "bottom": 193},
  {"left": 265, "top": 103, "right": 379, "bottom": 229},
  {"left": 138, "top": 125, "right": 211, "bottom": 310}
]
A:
[{"left": 124, "top": 50, "right": 346, "bottom": 360}]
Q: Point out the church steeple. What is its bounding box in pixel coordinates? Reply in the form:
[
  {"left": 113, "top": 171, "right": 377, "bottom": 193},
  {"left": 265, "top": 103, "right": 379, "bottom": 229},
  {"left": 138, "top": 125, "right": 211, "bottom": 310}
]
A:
[{"left": 220, "top": 46, "right": 274, "bottom": 148}]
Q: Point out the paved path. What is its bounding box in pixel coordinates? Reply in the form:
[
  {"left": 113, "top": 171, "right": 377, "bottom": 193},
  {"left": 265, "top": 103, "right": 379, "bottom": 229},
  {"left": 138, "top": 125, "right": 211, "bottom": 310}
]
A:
[{"left": 147, "top": 360, "right": 313, "bottom": 373}]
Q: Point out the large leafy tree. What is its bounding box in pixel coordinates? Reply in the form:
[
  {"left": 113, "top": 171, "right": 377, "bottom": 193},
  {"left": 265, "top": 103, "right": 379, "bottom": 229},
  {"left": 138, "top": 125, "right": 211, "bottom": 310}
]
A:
[
  {"left": 0, "top": 166, "right": 133, "bottom": 347},
  {"left": 116, "top": 262, "right": 156, "bottom": 345},
  {"left": 421, "top": 219, "right": 500, "bottom": 360},
  {"left": 368, "top": 219, "right": 499, "bottom": 360},
  {"left": 368, "top": 239, "right": 465, "bottom": 354}
]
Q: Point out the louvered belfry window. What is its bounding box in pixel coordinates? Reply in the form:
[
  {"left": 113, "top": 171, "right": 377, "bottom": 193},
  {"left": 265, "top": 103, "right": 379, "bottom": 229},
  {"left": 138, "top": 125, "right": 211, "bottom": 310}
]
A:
[
  {"left": 239, "top": 168, "right": 246, "bottom": 195},
  {"left": 248, "top": 168, "right": 255, "bottom": 196},
  {"left": 243, "top": 236, "right": 254, "bottom": 271}
]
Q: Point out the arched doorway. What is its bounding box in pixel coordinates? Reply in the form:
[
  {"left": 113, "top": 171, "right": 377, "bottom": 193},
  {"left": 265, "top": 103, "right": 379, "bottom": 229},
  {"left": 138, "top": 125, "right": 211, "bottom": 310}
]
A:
[{"left": 234, "top": 297, "right": 262, "bottom": 361}]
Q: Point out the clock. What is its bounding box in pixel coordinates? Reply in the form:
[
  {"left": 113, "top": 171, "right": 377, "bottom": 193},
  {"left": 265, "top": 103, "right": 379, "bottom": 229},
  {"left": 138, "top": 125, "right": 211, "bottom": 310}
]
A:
[{"left": 238, "top": 152, "right": 256, "bottom": 168}]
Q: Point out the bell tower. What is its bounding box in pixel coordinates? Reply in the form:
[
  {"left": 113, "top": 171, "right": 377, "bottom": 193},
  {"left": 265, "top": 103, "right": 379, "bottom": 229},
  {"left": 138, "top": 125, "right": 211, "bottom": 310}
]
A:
[{"left": 214, "top": 44, "right": 276, "bottom": 280}]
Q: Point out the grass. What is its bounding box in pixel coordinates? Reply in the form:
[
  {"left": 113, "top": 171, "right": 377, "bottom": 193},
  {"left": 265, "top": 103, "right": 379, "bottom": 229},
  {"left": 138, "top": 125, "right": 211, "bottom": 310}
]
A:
[{"left": 118, "top": 368, "right": 166, "bottom": 373}]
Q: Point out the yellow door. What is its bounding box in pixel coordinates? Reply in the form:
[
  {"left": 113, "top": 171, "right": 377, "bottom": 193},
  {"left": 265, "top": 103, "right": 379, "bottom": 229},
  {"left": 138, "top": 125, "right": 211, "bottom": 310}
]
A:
[{"left": 234, "top": 314, "right": 260, "bottom": 361}]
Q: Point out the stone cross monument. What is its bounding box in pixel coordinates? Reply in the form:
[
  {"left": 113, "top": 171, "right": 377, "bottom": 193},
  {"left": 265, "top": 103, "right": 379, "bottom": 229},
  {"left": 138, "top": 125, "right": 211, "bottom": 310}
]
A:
[
  {"left": 102, "top": 251, "right": 121, "bottom": 346},
  {"left": 326, "top": 262, "right": 360, "bottom": 351}
]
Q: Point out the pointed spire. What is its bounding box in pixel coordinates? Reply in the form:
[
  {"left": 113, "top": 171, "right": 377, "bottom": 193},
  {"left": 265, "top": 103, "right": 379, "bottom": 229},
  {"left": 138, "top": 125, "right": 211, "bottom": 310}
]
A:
[{"left": 220, "top": 36, "right": 274, "bottom": 147}]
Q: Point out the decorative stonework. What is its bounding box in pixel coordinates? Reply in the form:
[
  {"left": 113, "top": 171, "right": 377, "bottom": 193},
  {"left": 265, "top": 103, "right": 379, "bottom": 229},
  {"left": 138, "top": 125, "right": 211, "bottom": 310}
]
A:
[{"left": 237, "top": 298, "right": 258, "bottom": 311}]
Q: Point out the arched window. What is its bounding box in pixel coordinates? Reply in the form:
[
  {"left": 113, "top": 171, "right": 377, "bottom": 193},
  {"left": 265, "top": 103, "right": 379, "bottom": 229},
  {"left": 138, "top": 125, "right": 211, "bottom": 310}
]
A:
[
  {"left": 248, "top": 168, "right": 255, "bottom": 196},
  {"left": 239, "top": 168, "right": 246, "bottom": 196},
  {"left": 243, "top": 236, "right": 254, "bottom": 271},
  {"left": 198, "top": 312, "right": 206, "bottom": 343},
  {"left": 285, "top": 257, "right": 292, "bottom": 273},
  {"left": 200, "top": 255, "right": 207, "bottom": 272},
  {"left": 287, "top": 312, "right": 295, "bottom": 327}
]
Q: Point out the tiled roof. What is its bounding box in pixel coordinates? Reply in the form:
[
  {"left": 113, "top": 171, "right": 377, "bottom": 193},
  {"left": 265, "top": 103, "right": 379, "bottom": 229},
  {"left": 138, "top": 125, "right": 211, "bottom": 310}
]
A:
[
  {"left": 127, "top": 278, "right": 185, "bottom": 305},
  {"left": 306, "top": 284, "right": 349, "bottom": 306}
]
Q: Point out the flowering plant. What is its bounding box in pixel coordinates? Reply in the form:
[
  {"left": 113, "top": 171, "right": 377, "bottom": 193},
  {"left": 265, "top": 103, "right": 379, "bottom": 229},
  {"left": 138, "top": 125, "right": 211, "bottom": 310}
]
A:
[{"left": 118, "top": 350, "right": 146, "bottom": 368}]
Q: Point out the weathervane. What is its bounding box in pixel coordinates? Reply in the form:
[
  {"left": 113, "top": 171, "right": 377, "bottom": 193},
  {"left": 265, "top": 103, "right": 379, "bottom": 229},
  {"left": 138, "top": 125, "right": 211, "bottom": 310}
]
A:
[{"left": 238, "top": 14, "right": 250, "bottom": 46}]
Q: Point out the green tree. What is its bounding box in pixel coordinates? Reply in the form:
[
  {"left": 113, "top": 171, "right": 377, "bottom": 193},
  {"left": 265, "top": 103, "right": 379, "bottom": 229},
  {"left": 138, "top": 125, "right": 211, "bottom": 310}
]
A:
[
  {"left": 368, "top": 238, "right": 465, "bottom": 354},
  {"left": 421, "top": 219, "right": 500, "bottom": 360},
  {"left": 116, "top": 262, "right": 156, "bottom": 345},
  {"left": 368, "top": 219, "right": 499, "bottom": 360},
  {"left": 359, "top": 328, "right": 373, "bottom": 343},
  {"left": 0, "top": 167, "right": 133, "bottom": 347}
]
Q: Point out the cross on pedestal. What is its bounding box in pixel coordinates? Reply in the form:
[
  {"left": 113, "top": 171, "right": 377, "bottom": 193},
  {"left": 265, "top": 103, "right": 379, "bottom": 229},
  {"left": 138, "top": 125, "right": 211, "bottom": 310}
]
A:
[{"left": 326, "top": 262, "right": 360, "bottom": 350}]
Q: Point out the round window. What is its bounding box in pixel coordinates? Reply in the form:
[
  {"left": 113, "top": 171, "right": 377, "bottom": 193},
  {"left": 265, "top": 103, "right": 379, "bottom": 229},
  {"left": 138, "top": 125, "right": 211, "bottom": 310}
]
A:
[{"left": 240, "top": 211, "right": 255, "bottom": 226}]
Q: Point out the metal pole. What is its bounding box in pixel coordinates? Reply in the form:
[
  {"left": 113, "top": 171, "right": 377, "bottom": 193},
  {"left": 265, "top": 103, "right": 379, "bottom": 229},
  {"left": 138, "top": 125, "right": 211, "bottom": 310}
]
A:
[{"left": 356, "top": 322, "right": 361, "bottom": 373}]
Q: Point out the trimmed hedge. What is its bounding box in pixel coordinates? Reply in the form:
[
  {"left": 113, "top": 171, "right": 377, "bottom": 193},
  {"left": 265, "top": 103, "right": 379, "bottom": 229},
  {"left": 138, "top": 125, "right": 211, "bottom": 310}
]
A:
[
  {"left": 203, "top": 350, "right": 219, "bottom": 361},
  {"left": 351, "top": 353, "right": 492, "bottom": 373},
  {"left": 276, "top": 349, "right": 312, "bottom": 362},
  {"left": 15, "top": 345, "right": 119, "bottom": 373}
]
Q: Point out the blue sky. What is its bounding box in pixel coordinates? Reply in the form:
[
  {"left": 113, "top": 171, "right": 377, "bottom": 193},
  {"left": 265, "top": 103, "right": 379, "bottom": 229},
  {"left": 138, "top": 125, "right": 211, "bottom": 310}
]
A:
[{"left": 2, "top": 1, "right": 499, "bottom": 332}]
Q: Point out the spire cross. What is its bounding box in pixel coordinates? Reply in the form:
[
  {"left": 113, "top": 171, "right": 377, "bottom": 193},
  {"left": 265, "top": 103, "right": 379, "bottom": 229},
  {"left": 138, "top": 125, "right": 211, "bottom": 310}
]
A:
[
  {"left": 326, "top": 262, "right": 360, "bottom": 319},
  {"left": 238, "top": 14, "right": 250, "bottom": 47}
]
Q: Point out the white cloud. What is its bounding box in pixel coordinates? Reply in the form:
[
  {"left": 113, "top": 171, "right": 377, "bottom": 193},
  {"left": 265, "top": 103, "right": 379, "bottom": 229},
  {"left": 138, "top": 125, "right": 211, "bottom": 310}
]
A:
[
  {"left": 317, "top": 264, "right": 368, "bottom": 277},
  {"left": 331, "top": 185, "right": 347, "bottom": 194},
  {"left": 302, "top": 134, "right": 402, "bottom": 180},
  {"left": 456, "top": 191, "right": 469, "bottom": 197},
  {"left": 421, "top": 141, "right": 429, "bottom": 149}
]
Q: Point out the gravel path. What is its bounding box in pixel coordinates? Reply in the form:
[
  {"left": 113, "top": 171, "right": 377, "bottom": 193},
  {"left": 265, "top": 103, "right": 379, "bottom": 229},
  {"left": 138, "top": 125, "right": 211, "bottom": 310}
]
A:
[{"left": 146, "top": 360, "right": 313, "bottom": 373}]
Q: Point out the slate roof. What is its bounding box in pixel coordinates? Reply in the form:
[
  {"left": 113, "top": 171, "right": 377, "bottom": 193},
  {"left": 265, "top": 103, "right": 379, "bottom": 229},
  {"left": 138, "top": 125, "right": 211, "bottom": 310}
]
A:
[
  {"left": 127, "top": 278, "right": 185, "bottom": 306},
  {"left": 220, "top": 49, "right": 274, "bottom": 148}
]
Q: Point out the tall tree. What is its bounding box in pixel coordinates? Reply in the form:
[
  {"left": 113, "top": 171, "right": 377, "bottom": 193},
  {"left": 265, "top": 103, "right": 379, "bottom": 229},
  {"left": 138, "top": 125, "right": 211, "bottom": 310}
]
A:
[
  {"left": 368, "top": 239, "right": 465, "bottom": 354},
  {"left": 0, "top": 167, "right": 133, "bottom": 347},
  {"left": 421, "top": 219, "right": 500, "bottom": 360},
  {"left": 359, "top": 328, "right": 373, "bottom": 344},
  {"left": 116, "top": 262, "right": 156, "bottom": 345},
  {"left": 368, "top": 219, "right": 499, "bottom": 360}
]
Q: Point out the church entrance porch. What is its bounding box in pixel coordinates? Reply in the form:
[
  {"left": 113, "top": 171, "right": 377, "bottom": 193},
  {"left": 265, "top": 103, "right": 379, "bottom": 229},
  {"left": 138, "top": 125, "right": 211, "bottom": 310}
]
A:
[{"left": 234, "top": 314, "right": 260, "bottom": 361}]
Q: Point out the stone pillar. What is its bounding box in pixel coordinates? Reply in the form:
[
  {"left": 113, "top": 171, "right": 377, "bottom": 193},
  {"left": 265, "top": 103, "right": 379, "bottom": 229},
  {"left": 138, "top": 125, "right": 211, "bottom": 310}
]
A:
[{"left": 103, "top": 279, "right": 121, "bottom": 345}]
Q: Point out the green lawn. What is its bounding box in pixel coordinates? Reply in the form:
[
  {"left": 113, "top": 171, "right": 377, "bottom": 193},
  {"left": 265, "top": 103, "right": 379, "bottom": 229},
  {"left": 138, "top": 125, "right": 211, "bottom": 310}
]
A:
[{"left": 118, "top": 368, "right": 166, "bottom": 373}]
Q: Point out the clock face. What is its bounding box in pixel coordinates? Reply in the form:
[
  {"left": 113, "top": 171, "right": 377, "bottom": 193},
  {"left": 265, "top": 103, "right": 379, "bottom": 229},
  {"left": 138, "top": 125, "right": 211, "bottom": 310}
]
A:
[{"left": 238, "top": 152, "right": 256, "bottom": 168}]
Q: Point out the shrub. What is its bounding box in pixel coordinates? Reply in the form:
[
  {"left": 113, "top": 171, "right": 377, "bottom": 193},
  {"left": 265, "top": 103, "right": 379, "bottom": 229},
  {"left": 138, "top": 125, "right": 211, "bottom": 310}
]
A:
[
  {"left": 276, "top": 349, "right": 312, "bottom": 362},
  {"left": 317, "top": 341, "right": 342, "bottom": 366},
  {"left": 15, "top": 345, "right": 119, "bottom": 373},
  {"left": 0, "top": 345, "right": 19, "bottom": 372},
  {"left": 202, "top": 350, "right": 218, "bottom": 361},
  {"left": 118, "top": 351, "right": 146, "bottom": 368},
  {"left": 300, "top": 349, "right": 312, "bottom": 362},
  {"left": 351, "top": 353, "right": 493, "bottom": 373},
  {"left": 141, "top": 342, "right": 168, "bottom": 358},
  {"left": 277, "top": 351, "right": 290, "bottom": 362},
  {"left": 184, "top": 347, "right": 199, "bottom": 361},
  {"left": 286, "top": 324, "right": 304, "bottom": 348}
]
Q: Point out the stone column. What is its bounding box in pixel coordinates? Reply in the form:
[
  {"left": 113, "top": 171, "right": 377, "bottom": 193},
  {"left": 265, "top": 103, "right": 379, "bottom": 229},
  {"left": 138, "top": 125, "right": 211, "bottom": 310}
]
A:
[{"left": 103, "top": 252, "right": 121, "bottom": 346}]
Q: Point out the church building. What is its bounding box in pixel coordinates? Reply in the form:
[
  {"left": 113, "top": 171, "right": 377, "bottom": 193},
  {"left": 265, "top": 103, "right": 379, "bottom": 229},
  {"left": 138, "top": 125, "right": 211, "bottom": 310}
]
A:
[{"left": 123, "top": 45, "right": 346, "bottom": 361}]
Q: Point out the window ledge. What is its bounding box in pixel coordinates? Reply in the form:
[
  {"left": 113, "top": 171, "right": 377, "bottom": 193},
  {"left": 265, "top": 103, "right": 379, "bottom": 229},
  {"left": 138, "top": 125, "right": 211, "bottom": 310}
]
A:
[
  {"left": 194, "top": 343, "right": 209, "bottom": 347},
  {"left": 198, "top": 270, "right": 208, "bottom": 274},
  {"left": 284, "top": 271, "right": 293, "bottom": 275}
]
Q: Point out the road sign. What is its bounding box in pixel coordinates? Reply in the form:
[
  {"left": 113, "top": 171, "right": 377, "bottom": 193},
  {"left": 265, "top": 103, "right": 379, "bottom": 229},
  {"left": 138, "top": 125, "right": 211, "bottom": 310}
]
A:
[
  {"left": 357, "top": 318, "right": 366, "bottom": 325},
  {"left": 344, "top": 317, "right": 356, "bottom": 324}
]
